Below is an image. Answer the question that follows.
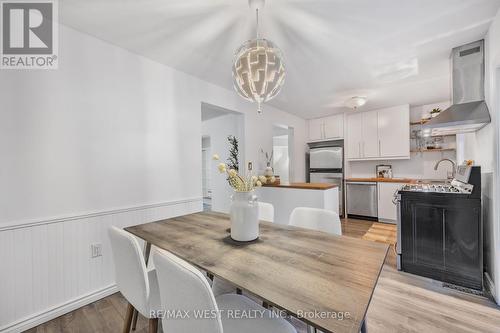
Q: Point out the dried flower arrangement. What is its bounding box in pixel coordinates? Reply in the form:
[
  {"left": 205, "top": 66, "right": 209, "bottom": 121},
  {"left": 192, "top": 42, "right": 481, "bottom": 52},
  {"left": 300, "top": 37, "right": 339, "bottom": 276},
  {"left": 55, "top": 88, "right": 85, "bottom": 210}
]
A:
[{"left": 213, "top": 138, "right": 276, "bottom": 191}]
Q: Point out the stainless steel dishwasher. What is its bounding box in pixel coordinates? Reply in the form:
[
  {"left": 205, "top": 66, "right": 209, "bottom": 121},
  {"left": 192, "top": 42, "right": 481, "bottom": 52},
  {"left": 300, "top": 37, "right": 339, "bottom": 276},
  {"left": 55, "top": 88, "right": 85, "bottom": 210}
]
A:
[{"left": 346, "top": 181, "right": 378, "bottom": 220}]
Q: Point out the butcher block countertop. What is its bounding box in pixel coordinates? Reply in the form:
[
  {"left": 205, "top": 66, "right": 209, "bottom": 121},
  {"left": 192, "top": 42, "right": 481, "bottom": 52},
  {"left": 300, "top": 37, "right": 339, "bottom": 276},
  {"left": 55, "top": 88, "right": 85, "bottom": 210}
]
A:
[
  {"left": 346, "top": 177, "right": 417, "bottom": 183},
  {"left": 262, "top": 182, "right": 338, "bottom": 190}
]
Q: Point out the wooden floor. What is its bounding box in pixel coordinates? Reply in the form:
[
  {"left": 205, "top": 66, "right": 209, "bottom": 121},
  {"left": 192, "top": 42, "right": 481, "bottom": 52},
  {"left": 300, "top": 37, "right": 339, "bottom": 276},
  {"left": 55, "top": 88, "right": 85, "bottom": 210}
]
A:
[{"left": 27, "top": 218, "right": 500, "bottom": 333}]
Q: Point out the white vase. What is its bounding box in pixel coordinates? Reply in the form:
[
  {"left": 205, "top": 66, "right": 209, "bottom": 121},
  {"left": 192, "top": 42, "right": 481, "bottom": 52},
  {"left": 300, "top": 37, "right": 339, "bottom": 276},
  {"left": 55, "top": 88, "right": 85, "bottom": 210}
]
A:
[
  {"left": 230, "top": 190, "right": 259, "bottom": 242},
  {"left": 264, "top": 166, "right": 273, "bottom": 177}
]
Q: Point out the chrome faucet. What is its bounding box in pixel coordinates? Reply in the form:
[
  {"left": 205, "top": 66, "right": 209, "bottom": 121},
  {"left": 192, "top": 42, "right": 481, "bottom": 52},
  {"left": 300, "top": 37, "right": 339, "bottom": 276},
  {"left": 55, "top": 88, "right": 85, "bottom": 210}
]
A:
[{"left": 434, "top": 158, "right": 456, "bottom": 179}]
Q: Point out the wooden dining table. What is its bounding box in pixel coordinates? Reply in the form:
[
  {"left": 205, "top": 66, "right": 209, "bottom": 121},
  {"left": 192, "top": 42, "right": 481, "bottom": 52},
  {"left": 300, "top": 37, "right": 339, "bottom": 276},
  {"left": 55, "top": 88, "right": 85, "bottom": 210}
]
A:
[{"left": 125, "top": 211, "right": 388, "bottom": 333}]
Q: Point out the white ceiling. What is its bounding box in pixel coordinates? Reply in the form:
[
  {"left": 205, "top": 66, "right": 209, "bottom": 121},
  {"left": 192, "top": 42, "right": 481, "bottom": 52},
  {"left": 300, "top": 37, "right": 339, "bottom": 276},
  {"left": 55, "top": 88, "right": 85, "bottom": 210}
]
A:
[{"left": 60, "top": 0, "right": 500, "bottom": 119}]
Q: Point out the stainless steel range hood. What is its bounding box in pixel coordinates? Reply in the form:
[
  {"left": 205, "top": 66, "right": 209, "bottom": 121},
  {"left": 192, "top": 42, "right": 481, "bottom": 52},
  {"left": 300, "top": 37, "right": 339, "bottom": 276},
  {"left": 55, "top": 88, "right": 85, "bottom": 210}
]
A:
[{"left": 424, "top": 40, "right": 491, "bottom": 135}]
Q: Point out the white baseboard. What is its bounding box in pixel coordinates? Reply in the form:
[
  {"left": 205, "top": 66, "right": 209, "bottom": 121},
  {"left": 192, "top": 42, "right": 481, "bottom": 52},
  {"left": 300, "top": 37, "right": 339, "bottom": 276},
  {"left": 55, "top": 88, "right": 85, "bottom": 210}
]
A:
[
  {"left": 484, "top": 272, "right": 497, "bottom": 304},
  {"left": 377, "top": 218, "right": 396, "bottom": 224},
  {"left": 0, "top": 285, "right": 118, "bottom": 333}
]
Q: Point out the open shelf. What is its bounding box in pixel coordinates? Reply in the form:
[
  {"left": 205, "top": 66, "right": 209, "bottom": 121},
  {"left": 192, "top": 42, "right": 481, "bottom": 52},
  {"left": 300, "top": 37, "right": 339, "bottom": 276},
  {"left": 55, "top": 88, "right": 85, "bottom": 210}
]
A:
[
  {"left": 411, "top": 134, "right": 456, "bottom": 138},
  {"left": 410, "top": 120, "right": 456, "bottom": 137},
  {"left": 410, "top": 119, "right": 431, "bottom": 126},
  {"left": 410, "top": 148, "right": 456, "bottom": 153}
]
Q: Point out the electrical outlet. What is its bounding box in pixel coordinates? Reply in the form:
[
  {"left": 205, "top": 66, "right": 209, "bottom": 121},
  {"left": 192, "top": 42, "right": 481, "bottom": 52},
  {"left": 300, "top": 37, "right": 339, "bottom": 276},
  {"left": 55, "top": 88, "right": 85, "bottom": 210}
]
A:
[{"left": 91, "top": 243, "right": 102, "bottom": 258}]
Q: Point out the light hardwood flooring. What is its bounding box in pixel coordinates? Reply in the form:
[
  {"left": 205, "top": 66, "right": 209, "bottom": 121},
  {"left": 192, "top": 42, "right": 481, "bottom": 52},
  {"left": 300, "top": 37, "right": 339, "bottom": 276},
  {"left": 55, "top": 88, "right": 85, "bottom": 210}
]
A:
[{"left": 26, "top": 218, "right": 500, "bottom": 333}]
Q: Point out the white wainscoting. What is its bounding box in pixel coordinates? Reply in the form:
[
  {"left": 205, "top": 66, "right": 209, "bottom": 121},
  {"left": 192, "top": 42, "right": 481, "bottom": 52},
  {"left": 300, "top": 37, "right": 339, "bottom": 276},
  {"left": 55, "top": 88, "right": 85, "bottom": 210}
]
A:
[{"left": 0, "top": 198, "right": 202, "bottom": 333}]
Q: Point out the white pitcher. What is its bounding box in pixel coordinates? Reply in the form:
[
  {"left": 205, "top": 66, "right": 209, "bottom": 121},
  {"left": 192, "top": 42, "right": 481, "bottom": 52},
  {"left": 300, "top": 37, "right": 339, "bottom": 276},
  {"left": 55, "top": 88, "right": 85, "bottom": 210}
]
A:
[{"left": 230, "top": 190, "right": 259, "bottom": 241}]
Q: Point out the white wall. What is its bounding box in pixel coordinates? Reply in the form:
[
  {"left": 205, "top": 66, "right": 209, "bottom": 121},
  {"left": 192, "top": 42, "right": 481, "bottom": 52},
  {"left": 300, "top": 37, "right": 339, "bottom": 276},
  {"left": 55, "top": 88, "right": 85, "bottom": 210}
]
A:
[
  {"left": 246, "top": 117, "right": 305, "bottom": 181},
  {"left": 201, "top": 137, "right": 211, "bottom": 198},
  {"left": 273, "top": 134, "right": 290, "bottom": 184},
  {"left": 456, "top": 133, "right": 476, "bottom": 162},
  {"left": 479, "top": 9, "right": 500, "bottom": 303},
  {"left": 0, "top": 23, "right": 307, "bottom": 331},
  {"left": 494, "top": 66, "right": 500, "bottom": 303},
  {"left": 202, "top": 112, "right": 244, "bottom": 213},
  {"left": 458, "top": 9, "right": 500, "bottom": 303}
]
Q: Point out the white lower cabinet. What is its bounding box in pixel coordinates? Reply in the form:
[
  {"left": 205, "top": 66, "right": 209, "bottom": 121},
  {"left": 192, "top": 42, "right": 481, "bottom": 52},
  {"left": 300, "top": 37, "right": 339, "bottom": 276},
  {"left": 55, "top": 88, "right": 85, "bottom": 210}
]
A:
[{"left": 377, "top": 182, "right": 401, "bottom": 223}]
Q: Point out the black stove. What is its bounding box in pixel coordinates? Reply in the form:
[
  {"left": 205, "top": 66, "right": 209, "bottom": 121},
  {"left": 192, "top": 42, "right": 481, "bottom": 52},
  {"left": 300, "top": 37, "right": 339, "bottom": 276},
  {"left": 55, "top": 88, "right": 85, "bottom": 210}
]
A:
[
  {"left": 400, "top": 183, "right": 462, "bottom": 193},
  {"left": 395, "top": 166, "right": 482, "bottom": 290}
]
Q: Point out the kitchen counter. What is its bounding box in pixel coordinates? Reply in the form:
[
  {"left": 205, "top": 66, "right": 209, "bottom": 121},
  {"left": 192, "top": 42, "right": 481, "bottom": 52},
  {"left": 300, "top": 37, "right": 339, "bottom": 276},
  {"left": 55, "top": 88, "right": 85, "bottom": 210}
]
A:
[
  {"left": 257, "top": 184, "right": 339, "bottom": 225},
  {"left": 347, "top": 177, "right": 417, "bottom": 183},
  {"left": 262, "top": 182, "right": 337, "bottom": 190},
  {"left": 347, "top": 177, "right": 451, "bottom": 184}
]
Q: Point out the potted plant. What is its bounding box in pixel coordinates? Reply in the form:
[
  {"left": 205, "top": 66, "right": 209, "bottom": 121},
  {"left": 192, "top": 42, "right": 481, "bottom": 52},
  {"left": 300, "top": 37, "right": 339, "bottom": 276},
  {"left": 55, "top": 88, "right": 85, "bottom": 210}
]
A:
[{"left": 430, "top": 108, "right": 442, "bottom": 118}]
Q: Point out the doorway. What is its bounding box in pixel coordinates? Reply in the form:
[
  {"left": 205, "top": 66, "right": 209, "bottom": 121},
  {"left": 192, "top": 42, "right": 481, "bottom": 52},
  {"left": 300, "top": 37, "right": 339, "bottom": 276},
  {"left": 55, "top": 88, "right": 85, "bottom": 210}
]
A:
[
  {"left": 272, "top": 125, "right": 294, "bottom": 184},
  {"left": 202, "top": 136, "right": 212, "bottom": 211},
  {"left": 201, "top": 103, "right": 244, "bottom": 213}
]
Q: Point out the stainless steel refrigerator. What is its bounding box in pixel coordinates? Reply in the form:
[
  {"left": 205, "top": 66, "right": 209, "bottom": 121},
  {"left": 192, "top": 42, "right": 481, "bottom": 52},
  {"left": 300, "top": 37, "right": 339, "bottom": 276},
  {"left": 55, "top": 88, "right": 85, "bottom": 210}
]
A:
[{"left": 307, "top": 141, "right": 344, "bottom": 216}]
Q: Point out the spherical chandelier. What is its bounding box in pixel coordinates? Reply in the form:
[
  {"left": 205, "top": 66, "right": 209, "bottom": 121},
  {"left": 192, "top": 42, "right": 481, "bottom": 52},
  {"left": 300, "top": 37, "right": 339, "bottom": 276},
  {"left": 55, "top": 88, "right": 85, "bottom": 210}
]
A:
[{"left": 232, "top": 0, "right": 285, "bottom": 114}]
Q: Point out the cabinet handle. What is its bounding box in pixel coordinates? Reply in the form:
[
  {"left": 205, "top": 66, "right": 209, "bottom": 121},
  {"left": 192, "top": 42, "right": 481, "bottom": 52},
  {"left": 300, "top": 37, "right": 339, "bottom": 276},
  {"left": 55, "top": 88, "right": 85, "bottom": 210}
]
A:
[
  {"left": 442, "top": 209, "right": 446, "bottom": 255},
  {"left": 379, "top": 140, "right": 381, "bottom": 155}
]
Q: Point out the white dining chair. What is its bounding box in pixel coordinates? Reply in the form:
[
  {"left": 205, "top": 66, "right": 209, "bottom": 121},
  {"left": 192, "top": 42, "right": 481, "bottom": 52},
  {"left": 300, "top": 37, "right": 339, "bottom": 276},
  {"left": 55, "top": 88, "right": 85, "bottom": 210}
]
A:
[
  {"left": 108, "top": 226, "right": 161, "bottom": 333},
  {"left": 290, "top": 207, "right": 342, "bottom": 333},
  {"left": 153, "top": 249, "right": 297, "bottom": 333},
  {"left": 258, "top": 201, "right": 275, "bottom": 222},
  {"left": 211, "top": 202, "right": 274, "bottom": 297},
  {"left": 289, "top": 207, "right": 342, "bottom": 236}
]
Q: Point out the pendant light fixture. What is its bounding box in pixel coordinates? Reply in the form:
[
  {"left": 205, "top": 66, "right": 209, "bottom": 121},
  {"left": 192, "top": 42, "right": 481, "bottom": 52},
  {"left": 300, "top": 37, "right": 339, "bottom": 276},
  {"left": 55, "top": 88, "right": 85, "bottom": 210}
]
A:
[{"left": 232, "top": 0, "right": 286, "bottom": 114}]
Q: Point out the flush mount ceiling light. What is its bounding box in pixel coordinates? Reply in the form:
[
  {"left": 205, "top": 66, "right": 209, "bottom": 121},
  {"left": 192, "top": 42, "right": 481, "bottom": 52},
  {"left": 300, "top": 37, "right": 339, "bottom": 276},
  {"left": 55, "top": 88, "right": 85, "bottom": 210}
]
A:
[
  {"left": 232, "top": 0, "right": 286, "bottom": 114},
  {"left": 345, "top": 96, "right": 367, "bottom": 110}
]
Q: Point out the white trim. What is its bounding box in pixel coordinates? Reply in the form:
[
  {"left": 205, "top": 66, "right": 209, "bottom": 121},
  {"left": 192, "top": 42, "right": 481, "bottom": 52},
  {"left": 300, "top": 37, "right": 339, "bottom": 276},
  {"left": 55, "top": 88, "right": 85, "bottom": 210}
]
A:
[
  {"left": 0, "top": 197, "right": 203, "bottom": 231},
  {"left": 485, "top": 272, "right": 497, "bottom": 302},
  {"left": 0, "top": 285, "right": 118, "bottom": 333},
  {"left": 347, "top": 156, "right": 411, "bottom": 162},
  {"left": 495, "top": 66, "right": 500, "bottom": 305},
  {"left": 377, "top": 218, "right": 396, "bottom": 225}
]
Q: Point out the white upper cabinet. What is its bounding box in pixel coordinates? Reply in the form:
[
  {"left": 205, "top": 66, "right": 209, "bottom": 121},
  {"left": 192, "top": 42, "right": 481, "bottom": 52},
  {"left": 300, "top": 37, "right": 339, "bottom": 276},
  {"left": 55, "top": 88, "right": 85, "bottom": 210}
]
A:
[
  {"left": 347, "top": 111, "right": 378, "bottom": 159},
  {"left": 378, "top": 105, "right": 410, "bottom": 158},
  {"left": 361, "top": 111, "right": 379, "bottom": 158},
  {"left": 308, "top": 114, "right": 344, "bottom": 141},
  {"left": 323, "top": 114, "right": 344, "bottom": 139},
  {"left": 347, "top": 113, "right": 362, "bottom": 159},
  {"left": 308, "top": 118, "right": 324, "bottom": 141},
  {"left": 346, "top": 104, "right": 410, "bottom": 161}
]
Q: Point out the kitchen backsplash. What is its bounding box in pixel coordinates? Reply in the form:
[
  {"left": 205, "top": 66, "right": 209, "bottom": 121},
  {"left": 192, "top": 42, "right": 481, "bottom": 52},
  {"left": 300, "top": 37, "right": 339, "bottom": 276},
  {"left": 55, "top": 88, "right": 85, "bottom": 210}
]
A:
[{"left": 348, "top": 150, "right": 456, "bottom": 179}]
